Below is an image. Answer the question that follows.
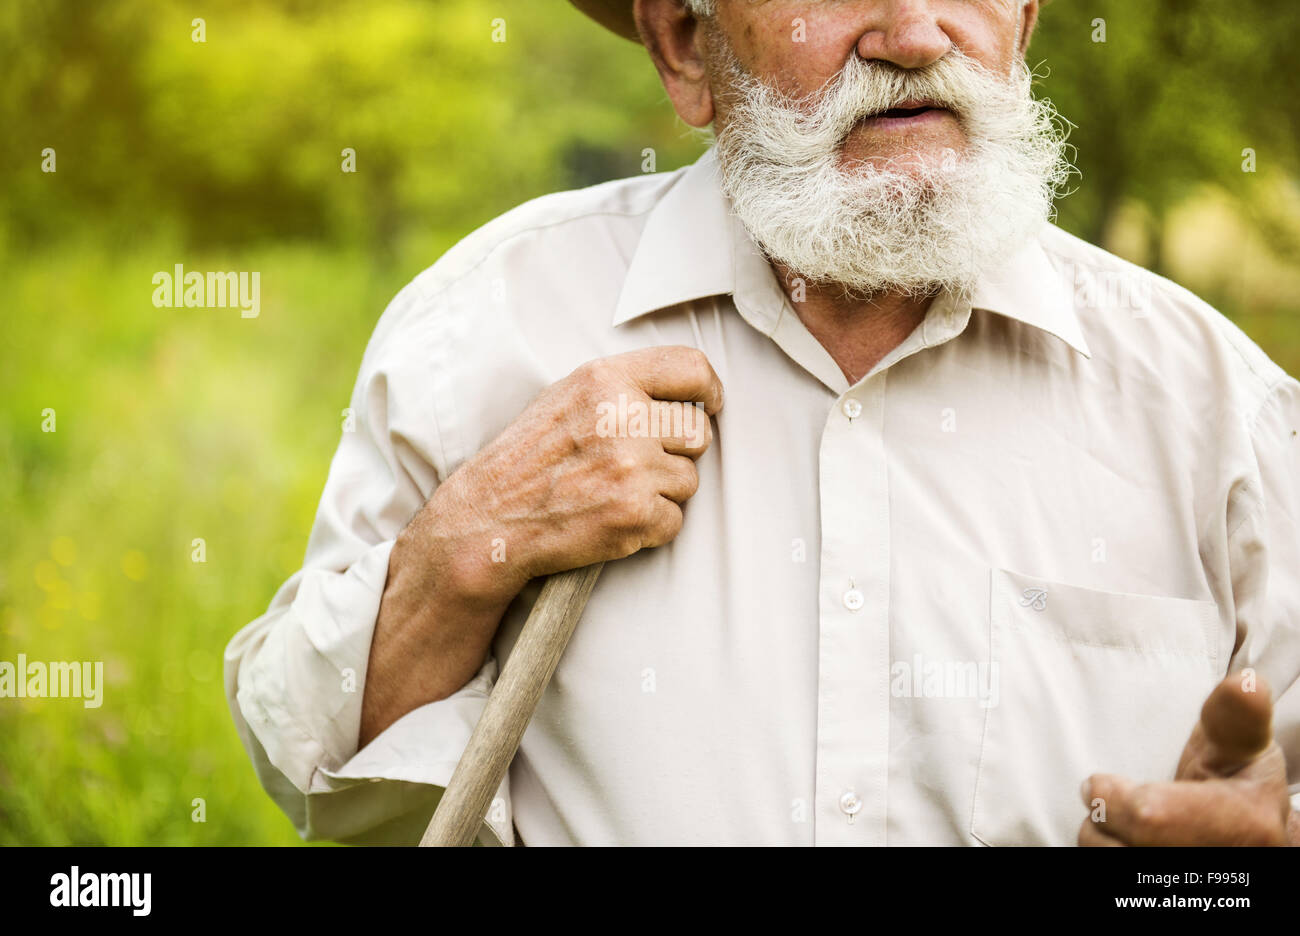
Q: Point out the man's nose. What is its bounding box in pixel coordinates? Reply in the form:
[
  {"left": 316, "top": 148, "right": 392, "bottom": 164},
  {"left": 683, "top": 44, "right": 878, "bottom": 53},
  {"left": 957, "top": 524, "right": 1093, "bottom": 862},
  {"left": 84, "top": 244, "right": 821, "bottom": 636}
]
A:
[{"left": 855, "top": 0, "right": 952, "bottom": 70}]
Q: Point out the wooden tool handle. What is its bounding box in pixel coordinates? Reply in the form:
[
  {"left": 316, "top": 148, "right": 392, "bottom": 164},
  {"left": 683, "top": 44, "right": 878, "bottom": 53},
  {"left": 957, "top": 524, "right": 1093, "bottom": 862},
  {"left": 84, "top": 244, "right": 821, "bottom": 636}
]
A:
[{"left": 419, "top": 562, "right": 606, "bottom": 846}]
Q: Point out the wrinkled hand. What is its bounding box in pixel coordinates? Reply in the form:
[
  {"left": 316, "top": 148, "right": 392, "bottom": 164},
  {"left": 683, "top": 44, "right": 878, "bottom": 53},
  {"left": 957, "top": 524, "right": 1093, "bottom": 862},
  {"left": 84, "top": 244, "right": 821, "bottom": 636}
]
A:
[
  {"left": 362, "top": 346, "right": 722, "bottom": 745},
  {"left": 425, "top": 345, "right": 723, "bottom": 601},
  {"left": 1079, "top": 672, "right": 1296, "bottom": 845}
]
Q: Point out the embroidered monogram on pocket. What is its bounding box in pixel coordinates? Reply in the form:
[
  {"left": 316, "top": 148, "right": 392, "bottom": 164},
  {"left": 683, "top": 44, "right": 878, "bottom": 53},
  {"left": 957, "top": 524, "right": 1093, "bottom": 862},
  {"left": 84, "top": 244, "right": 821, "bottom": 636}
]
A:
[{"left": 1019, "top": 587, "right": 1048, "bottom": 611}]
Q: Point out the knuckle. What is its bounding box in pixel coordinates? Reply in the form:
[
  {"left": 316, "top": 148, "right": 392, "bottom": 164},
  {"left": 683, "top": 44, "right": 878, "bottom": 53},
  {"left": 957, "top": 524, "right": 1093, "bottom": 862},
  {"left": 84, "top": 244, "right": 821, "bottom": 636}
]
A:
[
  {"left": 578, "top": 358, "right": 618, "bottom": 395},
  {"left": 581, "top": 356, "right": 612, "bottom": 380},
  {"left": 612, "top": 493, "right": 652, "bottom": 531},
  {"left": 647, "top": 502, "right": 683, "bottom": 546},
  {"left": 615, "top": 452, "right": 641, "bottom": 477},
  {"left": 663, "top": 504, "right": 685, "bottom": 538},
  {"left": 661, "top": 343, "right": 693, "bottom": 365},
  {"left": 601, "top": 443, "right": 643, "bottom": 481},
  {"left": 678, "top": 463, "right": 700, "bottom": 497},
  {"left": 682, "top": 405, "right": 711, "bottom": 448},
  {"left": 684, "top": 348, "right": 712, "bottom": 390},
  {"left": 1130, "top": 790, "right": 1165, "bottom": 833},
  {"left": 571, "top": 359, "right": 598, "bottom": 387},
  {"left": 680, "top": 345, "right": 709, "bottom": 367},
  {"left": 608, "top": 529, "right": 642, "bottom": 559}
]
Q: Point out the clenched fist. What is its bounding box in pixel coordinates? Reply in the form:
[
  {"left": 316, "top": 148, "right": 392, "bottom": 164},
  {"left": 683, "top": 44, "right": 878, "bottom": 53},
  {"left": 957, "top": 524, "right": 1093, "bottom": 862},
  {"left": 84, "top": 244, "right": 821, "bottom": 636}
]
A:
[
  {"left": 426, "top": 345, "right": 723, "bottom": 598},
  {"left": 360, "top": 346, "right": 723, "bottom": 745}
]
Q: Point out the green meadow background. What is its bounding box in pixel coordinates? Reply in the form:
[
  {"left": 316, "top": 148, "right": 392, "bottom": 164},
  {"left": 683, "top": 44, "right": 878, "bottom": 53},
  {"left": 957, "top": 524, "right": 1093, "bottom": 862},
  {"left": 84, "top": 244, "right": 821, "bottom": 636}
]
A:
[{"left": 2, "top": 0, "right": 1298, "bottom": 844}]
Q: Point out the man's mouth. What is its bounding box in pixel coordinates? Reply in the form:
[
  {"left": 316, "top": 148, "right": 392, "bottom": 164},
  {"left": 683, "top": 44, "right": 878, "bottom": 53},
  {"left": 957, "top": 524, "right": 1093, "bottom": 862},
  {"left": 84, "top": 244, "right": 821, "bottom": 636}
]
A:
[{"left": 860, "top": 100, "right": 952, "bottom": 129}]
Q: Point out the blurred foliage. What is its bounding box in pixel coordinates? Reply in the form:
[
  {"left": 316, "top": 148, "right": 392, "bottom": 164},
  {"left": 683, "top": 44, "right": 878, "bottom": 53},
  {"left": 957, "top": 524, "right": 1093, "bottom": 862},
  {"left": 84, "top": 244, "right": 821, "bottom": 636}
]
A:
[
  {"left": 1034, "top": 0, "right": 1300, "bottom": 266},
  {"left": 0, "top": 0, "right": 696, "bottom": 258},
  {"left": 1, "top": 0, "right": 1298, "bottom": 845}
]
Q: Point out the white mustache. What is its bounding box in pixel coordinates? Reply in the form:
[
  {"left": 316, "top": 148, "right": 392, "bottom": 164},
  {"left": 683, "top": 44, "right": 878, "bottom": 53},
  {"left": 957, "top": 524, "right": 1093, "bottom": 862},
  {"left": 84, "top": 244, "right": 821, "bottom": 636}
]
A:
[
  {"left": 724, "top": 49, "right": 1028, "bottom": 167},
  {"left": 711, "top": 43, "right": 1074, "bottom": 297}
]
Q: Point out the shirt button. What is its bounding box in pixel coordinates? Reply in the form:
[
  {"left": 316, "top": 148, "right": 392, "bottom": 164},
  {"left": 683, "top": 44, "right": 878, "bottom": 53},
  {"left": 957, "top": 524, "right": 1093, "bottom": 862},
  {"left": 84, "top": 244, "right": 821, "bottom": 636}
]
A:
[
  {"left": 842, "top": 398, "right": 863, "bottom": 419},
  {"left": 842, "top": 588, "right": 864, "bottom": 611},
  {"left": 839, "top": 791, "right": 863, "bottom": 816}
]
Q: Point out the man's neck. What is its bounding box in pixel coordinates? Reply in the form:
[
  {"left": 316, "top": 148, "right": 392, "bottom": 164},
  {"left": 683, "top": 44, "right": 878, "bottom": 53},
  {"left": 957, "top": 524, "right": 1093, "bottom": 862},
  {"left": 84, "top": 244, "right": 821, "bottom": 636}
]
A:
[{"left": 772, "top": 260, "right": 936, "bottom": 386}]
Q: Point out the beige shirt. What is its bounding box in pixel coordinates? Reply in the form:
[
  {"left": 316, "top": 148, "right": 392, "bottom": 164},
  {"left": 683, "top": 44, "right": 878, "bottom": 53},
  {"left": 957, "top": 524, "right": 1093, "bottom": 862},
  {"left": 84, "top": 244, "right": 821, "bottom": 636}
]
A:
[{"left": 225, "top": 146, "right": 1300, "bottom": 846}]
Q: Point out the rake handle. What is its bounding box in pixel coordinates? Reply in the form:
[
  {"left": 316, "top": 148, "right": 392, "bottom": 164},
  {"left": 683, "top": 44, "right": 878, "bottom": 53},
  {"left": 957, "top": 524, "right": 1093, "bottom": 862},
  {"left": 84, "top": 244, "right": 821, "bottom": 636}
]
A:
[{"left": 419, "top": 561, "right": 605, "bottom": 846}]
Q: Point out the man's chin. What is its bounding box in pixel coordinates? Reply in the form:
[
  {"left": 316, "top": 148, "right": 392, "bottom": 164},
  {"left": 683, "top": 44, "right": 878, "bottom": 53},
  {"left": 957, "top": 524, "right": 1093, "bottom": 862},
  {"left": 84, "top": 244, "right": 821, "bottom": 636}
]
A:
[
  {"left": 836, "top": 150, "right": 955, "bottom": 186},
  {"left": 831, "top": 157, "right": 946, "bottom": 204}
]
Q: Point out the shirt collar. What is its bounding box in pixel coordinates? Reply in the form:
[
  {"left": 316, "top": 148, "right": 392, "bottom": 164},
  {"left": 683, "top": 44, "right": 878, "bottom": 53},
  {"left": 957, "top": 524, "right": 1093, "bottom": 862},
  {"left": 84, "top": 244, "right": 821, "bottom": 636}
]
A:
[
  {"left": 611, "top": 146, "right": 739, "bottom": 327},
  {"left": 612, "top": 146, "right": 1091, "bottom": 361},
  {"left": 966, "top": 233, "right": 1092, "bottom": 359}
]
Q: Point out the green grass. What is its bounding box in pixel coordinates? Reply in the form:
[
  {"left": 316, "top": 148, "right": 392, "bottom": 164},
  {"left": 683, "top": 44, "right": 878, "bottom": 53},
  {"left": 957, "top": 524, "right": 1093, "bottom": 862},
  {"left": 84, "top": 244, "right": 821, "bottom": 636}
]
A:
[{"left": 0, "top": 240, "right": 410, "bottom": 844}]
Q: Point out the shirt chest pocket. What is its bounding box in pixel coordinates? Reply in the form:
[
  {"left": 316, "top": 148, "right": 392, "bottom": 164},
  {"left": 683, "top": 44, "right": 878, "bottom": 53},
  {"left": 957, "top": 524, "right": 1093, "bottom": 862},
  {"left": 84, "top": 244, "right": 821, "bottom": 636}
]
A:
[{"left": 970, "top": 568, "right": 1222, "bottom": 846}]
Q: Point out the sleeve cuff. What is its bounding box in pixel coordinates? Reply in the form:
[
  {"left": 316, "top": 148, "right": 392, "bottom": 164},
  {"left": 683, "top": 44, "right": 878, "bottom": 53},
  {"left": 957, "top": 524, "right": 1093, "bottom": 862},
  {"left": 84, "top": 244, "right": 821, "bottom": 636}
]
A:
[{"left": 311, "top": 657, "right": 514, "bottom": 845}]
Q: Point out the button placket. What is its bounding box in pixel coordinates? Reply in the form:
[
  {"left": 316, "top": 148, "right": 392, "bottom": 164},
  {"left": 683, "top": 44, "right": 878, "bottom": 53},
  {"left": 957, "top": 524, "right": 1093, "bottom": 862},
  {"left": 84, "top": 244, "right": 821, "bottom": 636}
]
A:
[{"left": 815, "top": 377, "right": 892, "bottom": 845}]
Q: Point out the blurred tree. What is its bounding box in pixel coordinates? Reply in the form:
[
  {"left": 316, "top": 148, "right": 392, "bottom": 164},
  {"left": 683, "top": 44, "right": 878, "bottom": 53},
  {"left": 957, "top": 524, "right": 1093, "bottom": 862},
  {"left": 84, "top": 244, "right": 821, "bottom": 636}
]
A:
[
  {"left": 1030, "top": 0, "right": 1300, "bottom": 271},
  {"left": 2, "top": 0, "right": 687, "bottom": 257}
]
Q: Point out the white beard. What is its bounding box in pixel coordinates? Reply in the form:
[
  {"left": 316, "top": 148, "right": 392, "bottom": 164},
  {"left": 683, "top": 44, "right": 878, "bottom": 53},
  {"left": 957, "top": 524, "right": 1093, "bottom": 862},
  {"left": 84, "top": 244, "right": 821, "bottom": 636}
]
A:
[{"left": 711, "top": 43, "right": 1073, "bottom": 298}]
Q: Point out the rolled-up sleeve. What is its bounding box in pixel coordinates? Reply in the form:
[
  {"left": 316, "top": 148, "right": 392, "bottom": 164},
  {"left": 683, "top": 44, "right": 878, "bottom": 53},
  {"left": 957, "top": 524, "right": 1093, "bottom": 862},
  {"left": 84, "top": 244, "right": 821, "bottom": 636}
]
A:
[
  {"left": 223, "top": 279, "right": 512, "bottom": 845},
  {"left": 1223, "top": 376, "right": 1300, "bottom": 810}
]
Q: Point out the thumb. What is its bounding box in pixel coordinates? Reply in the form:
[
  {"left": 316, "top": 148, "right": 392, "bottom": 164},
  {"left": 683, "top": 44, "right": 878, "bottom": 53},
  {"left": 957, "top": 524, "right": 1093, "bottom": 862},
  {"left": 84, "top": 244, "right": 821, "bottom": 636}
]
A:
[{"left": 1177, "top": 670, "right": 1274, "bottom": 780}]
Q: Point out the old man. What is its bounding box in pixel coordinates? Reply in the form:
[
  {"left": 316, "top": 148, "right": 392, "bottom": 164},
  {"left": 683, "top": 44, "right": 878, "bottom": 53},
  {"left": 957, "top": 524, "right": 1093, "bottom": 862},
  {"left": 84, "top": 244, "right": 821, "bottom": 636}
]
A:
[{"left": 226, "top": 0, "right": 1300, "bottom": 845}]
